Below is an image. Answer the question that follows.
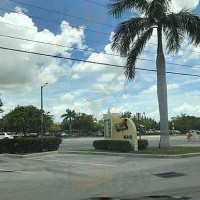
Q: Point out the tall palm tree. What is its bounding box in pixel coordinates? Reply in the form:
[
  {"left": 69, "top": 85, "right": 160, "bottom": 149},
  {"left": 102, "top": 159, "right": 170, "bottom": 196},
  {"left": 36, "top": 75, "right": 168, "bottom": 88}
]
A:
[
  {"left": 61, "top": 109, "right": 76, "bottom": 134},
  {"left": 108, "top": 0, "right": 200, "bottom": 149}
]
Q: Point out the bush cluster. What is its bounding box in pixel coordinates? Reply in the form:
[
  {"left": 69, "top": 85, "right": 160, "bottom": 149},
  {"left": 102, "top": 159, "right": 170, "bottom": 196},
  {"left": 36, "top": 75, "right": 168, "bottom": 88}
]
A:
[
  {"left": 138, "top": 139, "right": 149, "bottom": 150},
  {"left": 93, "top": 140, "right": 132, "bottom": 152},
  {"left": 0, "top": 138, "right": 62, "bottom": 154},
  {"left": 93, "top": 139, "right": 149, "bottom": 152}
]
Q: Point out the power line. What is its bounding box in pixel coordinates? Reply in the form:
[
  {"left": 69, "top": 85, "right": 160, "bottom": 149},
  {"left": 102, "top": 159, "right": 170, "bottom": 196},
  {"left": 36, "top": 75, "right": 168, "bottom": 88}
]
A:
[
  {"left": 9, "top": 0, "right": 169, "bottom": 41},
  {"left": 82, "top": 0, "right": 137, "bottom": 16},
  {"left": 0, "top": 5, "right": 161, "bottom": 40},
  {"left": 1, "top": 19, "right": 200, "bottom": 65},
  {"left": 0, "top": 33, "right": 200, "bottom": 70},
  {"left": 0, "top": 45, "right": 200, "bottom": 78},
  {"left": 0, "top": 7, "right": 111, "bottom": 36},
  {"left": 1, "top": 6, "right": 199, "bottom": 54},
  {"left": 10, "top": 0, "right": 116, "bottom": 28},
  {"left": 0, "top": 21, "right": 109, "bottom": 46}
]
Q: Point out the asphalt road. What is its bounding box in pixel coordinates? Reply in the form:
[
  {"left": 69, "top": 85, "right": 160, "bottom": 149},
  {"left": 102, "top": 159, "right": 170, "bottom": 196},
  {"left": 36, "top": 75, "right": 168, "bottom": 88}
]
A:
[
  {"left": 59, "top": 136, "right": 200, "bottom": 152},
  {"left": 0, "top": 153, "right": 200, "bottom": 200}
]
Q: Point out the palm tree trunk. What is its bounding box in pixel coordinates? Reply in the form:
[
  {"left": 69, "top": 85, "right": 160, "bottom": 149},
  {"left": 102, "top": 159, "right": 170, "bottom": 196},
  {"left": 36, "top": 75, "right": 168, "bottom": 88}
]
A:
[{"left": 156, "top": 26, "right": 170, "bottom": 149}]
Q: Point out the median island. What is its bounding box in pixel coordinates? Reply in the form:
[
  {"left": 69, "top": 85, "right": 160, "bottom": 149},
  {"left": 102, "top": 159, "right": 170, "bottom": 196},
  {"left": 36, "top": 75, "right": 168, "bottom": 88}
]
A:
[{"left": 81, "top": 140, "right": 200, "bottom": 156}]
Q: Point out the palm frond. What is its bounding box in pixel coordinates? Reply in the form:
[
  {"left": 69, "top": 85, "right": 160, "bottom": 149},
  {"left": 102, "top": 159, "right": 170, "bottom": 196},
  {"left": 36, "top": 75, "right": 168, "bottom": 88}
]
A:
[
  {"left": 112, "top": 17, "right": 151, "bottom": 56},
  {"left": 61, "top": 114, "right": 67, "bottom": 118},
  {"left": 147, "top": 0, "right": 171, "bottom": 20},
  {"left": 163, "top": 13, "right": 185, "bottom": 54},
  {"left": 176, "top": 9, "right": 200, "bottom": 45},
  {"left": 108, "top": 0, "right": 150, "bottom": 18},
  {"left": 125, "top": 27, "right": 154, "bottom": 80}
]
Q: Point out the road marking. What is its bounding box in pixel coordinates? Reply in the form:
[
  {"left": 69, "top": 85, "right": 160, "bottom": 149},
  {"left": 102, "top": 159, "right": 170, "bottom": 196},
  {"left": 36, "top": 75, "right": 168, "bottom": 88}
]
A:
[
  {"left": 0, "top": 168, "right": 37, "bottom": 174},
  {"left": 26, "top": 158, "right": 116, "bottom": 167},
  {"left": 28, "top": 154, "right": 74, "bottom": 160}
]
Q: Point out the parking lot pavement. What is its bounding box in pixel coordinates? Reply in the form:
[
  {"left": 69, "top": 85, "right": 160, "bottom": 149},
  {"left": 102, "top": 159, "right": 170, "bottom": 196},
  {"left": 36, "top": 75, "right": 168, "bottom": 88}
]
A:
[{"left": 1, "top": 153, "right": 200, "bottom": 200}]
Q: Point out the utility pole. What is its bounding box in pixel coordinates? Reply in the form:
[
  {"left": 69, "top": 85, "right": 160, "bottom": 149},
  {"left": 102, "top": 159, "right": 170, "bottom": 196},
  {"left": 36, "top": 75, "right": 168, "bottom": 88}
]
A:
[
  {"left": 143, "top": 112, "right": 146, "bottom": 134},
  {"left": 41, "top": 83, "right": 48, "bottom": 137},
  {"left": 136, "top": 113, "right": 142, "bottom": 140}
]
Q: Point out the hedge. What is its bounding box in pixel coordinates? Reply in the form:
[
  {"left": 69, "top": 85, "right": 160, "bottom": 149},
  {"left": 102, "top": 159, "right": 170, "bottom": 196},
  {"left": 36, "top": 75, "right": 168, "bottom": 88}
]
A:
[
  {"left": 93, "top": 140, "right": 132, "bottom": 152},
  {"left": 93, "top": 139, "right": 149, "bottom": 152},
  {"left": 138, "top": 139, "right": 149, "bottom": 151},
  {"left": 0, "top": 138, "right": 62, "bottom": 154}
]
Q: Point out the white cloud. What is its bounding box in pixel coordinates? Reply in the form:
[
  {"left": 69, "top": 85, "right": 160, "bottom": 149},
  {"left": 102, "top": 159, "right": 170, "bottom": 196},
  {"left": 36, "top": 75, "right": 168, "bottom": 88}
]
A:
[
  {"left": 72, "top": 43, "right": 125, "bottom": 75},
  {"left": 92, "top": 82, "right": 125, "bottom": 94},
  {"left": 141, "top": 84, "right": 180, "bottom": 95},
  {"left": 98, "top": 73, "right": 116, "bottom": 82},
  {"left": 71, "top": 74, "right": 81, "bottom": 80},
  {"left": 171, "top": 0, "right": 199, "bottom": 12},
  {"left": 14, "top": 6, "right": 28, "bottom": 13},
  {"left": 141, "top": 85, "right": 157, "bottom": 95},
  {"left": 60, "top": 93, "right": 75, "bottom": 102},
  {"left": 122, "top": 94, "right": 130, "bottom": 99},
  {"left": 173, "top": 103, "right": 200, "bottom": 116},
  {"left": 168, "top": 84, "right": 180, "bottom": 90},
  {"left": 0, "top": 12, "right": 85, "bottom": 93}
]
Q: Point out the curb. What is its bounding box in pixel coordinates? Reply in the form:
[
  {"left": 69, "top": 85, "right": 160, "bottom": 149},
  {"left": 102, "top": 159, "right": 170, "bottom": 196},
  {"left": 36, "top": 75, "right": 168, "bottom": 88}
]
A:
[
  {"left": 58, "top": 150, "right": 200, "bottom": 159},
  {"left": 1, "top": 151, "right": 58, "bottom": 159}
]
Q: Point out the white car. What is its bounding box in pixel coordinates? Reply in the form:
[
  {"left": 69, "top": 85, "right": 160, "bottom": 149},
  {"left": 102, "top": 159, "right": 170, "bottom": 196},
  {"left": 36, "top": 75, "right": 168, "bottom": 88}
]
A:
[{"left": 0, "top": 132, "right": 14, "bottom": 139}]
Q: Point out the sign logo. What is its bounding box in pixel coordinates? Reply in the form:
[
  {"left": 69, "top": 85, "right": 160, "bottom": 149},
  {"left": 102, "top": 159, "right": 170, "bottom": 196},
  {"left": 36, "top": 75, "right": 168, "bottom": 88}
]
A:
[{"left": 114, "top": 119, "right": 128, "bottom": 132}]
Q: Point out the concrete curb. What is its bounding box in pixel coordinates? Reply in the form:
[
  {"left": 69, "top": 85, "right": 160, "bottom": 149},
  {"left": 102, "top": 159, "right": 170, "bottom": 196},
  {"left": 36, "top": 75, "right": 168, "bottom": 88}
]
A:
[
  {"left": 1, "top": 151, "right": 58, "bottom": 159},
  {"left": 58, "top": 150, "right": 200, "bottom": 159}
]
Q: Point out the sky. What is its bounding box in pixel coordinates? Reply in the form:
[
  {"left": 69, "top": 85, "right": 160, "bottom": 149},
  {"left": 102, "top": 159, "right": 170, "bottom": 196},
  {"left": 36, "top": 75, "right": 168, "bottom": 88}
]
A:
[{"left": 0, "top": 0, "right": 200, "bottom": 122}]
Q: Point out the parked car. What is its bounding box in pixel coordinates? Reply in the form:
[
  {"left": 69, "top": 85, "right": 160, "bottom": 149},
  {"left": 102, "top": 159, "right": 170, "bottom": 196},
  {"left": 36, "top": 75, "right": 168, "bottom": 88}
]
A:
[
  {"left": 173, "top": 130, "right": 181, "bottom": 134},
  {"left": 92, "top": 131, "right": 103, "bottom": 136},
  {"left": 60, "top": 132, "right": 70, "bottom": 137},
  {"left": 146, "top": 129, "right": 155, "bottom": 134},
  {"left": 29, "top": 133, "right": 38, "bottom": 137},
  {"left": 44, "top": 132, "right": 55, "bottom": 137},
  {"left": 0, "top": 132, "right": 14, "bottom": 139}
]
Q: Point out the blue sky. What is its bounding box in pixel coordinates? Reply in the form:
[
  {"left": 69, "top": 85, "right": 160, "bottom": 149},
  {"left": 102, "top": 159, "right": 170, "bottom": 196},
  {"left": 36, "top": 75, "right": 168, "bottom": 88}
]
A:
[{"left": 0, "top": 0, "right": 200, "bottom": 122}]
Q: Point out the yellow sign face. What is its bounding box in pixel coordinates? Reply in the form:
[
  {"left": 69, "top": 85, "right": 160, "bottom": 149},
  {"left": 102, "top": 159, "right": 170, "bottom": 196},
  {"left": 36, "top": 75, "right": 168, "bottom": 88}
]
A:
[
  {"left": 111, "top": 118, "right": 137, "bottom": 141},
  {"left": 103, "top": 114, "right": 138, "bottom": 151}
]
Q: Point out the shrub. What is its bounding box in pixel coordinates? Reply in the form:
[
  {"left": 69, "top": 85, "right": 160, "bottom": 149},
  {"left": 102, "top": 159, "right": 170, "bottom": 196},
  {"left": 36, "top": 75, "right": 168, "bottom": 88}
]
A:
[
  {"left": 0, "top": 138, "right": 62, "bottom": 154},
  {"left": 138, "top": 139, "right": 149, "bottom": 151},
  {"left": 93, "top": 140, "right": 132, "bottom": 152}
]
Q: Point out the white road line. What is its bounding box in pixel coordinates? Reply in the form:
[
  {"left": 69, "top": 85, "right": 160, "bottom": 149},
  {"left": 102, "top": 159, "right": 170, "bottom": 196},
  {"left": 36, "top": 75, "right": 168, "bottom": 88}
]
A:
[
  {"left": 14, "top": 171, "right": 37, "bottom": 174},
  {"left": 29, "top": 155, "right": 74, "bottom": 159},
  {"left": 0, "top": 168, "right": 37, "bottom": 174},
  {"left": 26, "top": 158, "right": 116, "bottom": 167}
]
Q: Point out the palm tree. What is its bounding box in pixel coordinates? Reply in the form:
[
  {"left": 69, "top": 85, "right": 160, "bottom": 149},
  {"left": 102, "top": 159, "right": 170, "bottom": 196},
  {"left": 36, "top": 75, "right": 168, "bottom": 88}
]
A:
[
  {"left": 108, "top": 0, "right": 200, "bottom": 149},
  {"left": 61, "top": 109, "right": 76, "bottom": 134}
]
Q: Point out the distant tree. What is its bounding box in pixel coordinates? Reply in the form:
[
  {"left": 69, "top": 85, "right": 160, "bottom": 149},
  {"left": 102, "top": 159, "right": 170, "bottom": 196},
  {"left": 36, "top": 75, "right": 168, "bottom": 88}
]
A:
[
  {"left": 120, "top": 111, "right": 132, "bottom": 118},
  {"left": 0, "top": 97, "right": 3, "bottom": 113},
  {"left": 1, "top": 105, "right": 53, "bottom": 134},
  {"left": 170, "top": 114, "right": 200, "bottom": 133},
  {"left": 47, "top": 123, "right": 61, "bottom": 133},
  {"left": 132, "top": 115, "right": 159, "bottom": 131},
  {"left": 61, "top": 109, "right": 76, "bottom": 134},
  {"left": 73, "top": 113, "right": 97, "bottom": 135}
]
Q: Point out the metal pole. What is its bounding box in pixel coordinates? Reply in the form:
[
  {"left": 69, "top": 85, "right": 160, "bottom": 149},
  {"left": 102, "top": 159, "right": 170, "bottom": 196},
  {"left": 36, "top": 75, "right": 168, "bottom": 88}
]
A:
[
  {"left": 41, "top": 83, "right": 48, "bottom": 137},
  {"left": 139, "top": 118, "right": 141, "bottom": 140},
  {"left": 41, "top": 86, "right": 43, "bottom": 137}
]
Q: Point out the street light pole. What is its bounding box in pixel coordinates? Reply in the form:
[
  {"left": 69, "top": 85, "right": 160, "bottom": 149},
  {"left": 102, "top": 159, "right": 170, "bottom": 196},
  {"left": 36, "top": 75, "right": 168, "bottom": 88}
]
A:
[{"left": 41, "top": 83, "right": 48, "bottom": 137}]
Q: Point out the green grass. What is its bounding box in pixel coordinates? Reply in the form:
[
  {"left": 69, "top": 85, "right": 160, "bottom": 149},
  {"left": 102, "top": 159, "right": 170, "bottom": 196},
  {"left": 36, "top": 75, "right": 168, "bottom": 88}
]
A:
[
  {"left": 132, "top": 146, "right": 200, "bottom": 155},
  {"left": 76, "top": 146, "right": 200, "bottom": 155}
]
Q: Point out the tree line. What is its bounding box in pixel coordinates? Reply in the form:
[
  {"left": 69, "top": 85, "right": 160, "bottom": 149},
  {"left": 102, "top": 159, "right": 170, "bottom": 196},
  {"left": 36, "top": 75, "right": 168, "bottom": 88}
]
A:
[{"left": 0, "top": 105, "right": 199, "bottom": 135}]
